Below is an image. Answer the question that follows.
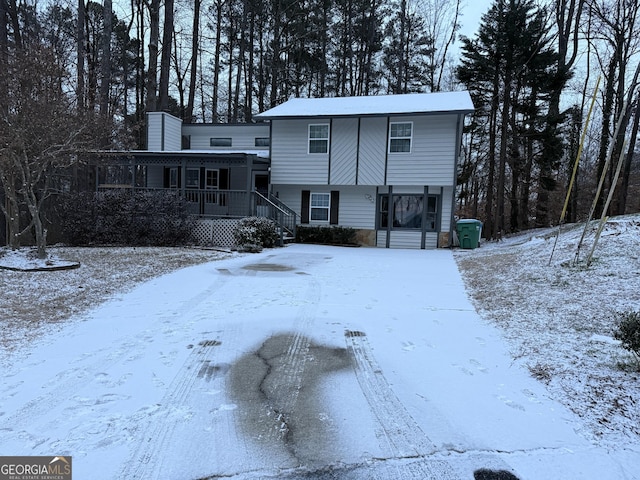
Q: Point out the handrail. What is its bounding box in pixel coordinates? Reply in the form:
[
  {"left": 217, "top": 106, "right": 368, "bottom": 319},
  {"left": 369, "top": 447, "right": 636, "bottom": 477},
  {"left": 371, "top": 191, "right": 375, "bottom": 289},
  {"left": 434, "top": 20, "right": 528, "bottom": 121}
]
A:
[{"left": 253, "top": 190, "right": 291, "bottom": 217}]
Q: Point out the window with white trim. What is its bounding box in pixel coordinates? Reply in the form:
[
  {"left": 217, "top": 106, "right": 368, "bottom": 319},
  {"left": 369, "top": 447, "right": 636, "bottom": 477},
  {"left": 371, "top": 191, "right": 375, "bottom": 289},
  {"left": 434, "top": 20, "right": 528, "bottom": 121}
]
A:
[
  {"left": 308, "top": 124, "right": 329, "bottom": 154},
  {"left": 310, "top": 193, "right": 330, "bottom": 221},
  {"left": 389, "top": 122, "right": 412, "bottom": 153}
]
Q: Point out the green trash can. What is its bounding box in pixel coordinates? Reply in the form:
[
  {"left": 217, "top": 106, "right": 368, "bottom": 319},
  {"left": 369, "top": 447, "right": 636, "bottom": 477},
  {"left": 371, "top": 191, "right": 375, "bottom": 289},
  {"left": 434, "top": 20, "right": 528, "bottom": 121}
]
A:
[{"left": 456, "top": 219, "right": 482, "bottom": 249}]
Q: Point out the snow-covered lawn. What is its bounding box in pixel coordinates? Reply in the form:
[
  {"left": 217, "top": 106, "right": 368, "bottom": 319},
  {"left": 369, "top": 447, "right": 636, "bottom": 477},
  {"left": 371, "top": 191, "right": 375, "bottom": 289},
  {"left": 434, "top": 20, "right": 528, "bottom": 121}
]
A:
[
  {"left": 0, "top": 218, "right": 638, "bottom": 479},
  {"left": 454, "top": 215, "right": 640, "bottom": 451}
]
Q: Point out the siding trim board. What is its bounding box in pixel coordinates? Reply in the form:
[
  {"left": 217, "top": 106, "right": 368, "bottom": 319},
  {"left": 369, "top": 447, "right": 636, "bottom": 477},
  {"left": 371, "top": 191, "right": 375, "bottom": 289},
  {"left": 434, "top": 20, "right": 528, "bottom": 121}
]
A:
[
  {"left": 161, "top": 114, "right": 165, "bottom": 151},
  {"left": 356, "top": 118, "right": 361, "bottom": 185}
]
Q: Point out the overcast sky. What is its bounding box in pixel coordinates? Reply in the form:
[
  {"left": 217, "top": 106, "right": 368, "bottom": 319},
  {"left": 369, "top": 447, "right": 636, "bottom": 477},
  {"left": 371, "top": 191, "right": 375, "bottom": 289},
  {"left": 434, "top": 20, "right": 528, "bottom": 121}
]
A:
[{"left": 458, "top": 0, "right": 493, "bottom": 39}]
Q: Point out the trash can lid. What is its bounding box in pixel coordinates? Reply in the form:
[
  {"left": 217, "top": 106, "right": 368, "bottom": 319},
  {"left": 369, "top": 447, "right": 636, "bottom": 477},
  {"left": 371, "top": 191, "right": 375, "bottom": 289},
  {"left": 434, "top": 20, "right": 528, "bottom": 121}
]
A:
[{"left": 456, "top": 219, "right": 482, "bottom": 225}]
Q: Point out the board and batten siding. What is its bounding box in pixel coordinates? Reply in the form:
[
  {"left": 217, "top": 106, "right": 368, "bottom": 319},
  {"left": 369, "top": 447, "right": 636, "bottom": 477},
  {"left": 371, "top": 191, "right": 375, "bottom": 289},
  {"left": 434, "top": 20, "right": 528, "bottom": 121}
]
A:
[
  {"left": 376, "top": 231, "right": 438, "bottom": 249},
  {"left": 329, "top": 118, "right": 358, "bottom": 185},
  {"left": 270, "top": 119, "right": 329, "bottom": 185},
  {"left": 147, "top": 112, "right": 182, "bottom": 151},
  {"left": 182, "top": 124, "right": 269, "bottom": 150},
  {"left": 386, "top": 115, "right": 458, "bottom": 186},
  {"left": 272, "top": 185, "right": 376, "bottom": 229},
  {"left": 357, "top": 117, "right": 387, "bottom": 185}
]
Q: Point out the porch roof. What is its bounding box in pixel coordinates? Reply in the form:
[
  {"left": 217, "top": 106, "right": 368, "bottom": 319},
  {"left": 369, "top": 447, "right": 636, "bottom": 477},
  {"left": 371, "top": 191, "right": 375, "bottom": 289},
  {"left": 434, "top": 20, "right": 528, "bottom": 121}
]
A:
[{"left": 132, "top": 149, "right": 270, "bottom": 159}]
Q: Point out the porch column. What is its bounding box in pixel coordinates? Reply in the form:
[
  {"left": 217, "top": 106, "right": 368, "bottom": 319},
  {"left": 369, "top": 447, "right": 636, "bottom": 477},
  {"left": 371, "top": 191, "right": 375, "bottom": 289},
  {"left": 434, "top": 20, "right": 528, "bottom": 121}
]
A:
[{"left": 245, "top": 155, "right": 253, "bottom": 216}]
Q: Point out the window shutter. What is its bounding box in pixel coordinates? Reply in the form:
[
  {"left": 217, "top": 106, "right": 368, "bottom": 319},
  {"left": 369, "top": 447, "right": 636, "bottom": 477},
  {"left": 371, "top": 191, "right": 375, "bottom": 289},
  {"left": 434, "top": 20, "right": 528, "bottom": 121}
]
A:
[
  {"left": 301, "top": 190, "right": 310, "bottom": 224},
  {"left": 330, "top": 190, "right": 339, "bottom": 225},
  {"left": 219, "top": 169, "right": 229, "bottom": 189}
]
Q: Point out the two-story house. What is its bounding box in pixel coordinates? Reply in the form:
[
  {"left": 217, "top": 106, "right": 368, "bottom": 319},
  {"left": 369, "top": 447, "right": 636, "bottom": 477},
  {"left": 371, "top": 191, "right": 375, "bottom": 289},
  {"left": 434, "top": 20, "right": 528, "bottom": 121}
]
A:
[
  {"left": 94, "top": 91, "right": 472, "bottom": 248},
  {"left": 255, "top": 91, "right": 473, "bottom": 249}
]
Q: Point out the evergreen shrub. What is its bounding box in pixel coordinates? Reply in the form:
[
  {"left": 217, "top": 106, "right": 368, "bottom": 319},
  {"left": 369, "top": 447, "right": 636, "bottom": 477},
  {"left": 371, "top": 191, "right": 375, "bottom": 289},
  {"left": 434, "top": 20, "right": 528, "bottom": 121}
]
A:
[
  {"left": 232, "top": 216, "right": 280, "bottom": 251},
  {"left": 295, "top": 226, "right": 357, "bottom": 245},
  {"left": 613, "top": 310, "right": 640, "bottom": 361},
  {"left": 57, "top": 190, "right": 195, "bottom": 246}
]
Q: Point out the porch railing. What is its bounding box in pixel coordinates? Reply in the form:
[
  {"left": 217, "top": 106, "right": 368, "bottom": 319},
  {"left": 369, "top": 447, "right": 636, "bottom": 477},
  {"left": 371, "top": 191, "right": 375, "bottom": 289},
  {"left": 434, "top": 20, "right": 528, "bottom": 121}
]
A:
[
  {"left": 97, "top": 185, "right": 298, "bottom": 242},
  {"left": 252, "top": 191, "right": 297, "bottom": 241}
]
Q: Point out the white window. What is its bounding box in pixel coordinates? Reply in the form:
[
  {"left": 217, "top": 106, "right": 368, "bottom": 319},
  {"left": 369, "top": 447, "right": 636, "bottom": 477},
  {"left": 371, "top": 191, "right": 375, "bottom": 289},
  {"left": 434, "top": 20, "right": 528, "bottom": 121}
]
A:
[
  {"left": 389, "top": 122, "right": 412, "bottom": 153},
  {"left": 308, "top": 124, "right": 329, "bottom": 154},
  {"left": 310, "top": 193, "right": 330, "bottom": 221}
]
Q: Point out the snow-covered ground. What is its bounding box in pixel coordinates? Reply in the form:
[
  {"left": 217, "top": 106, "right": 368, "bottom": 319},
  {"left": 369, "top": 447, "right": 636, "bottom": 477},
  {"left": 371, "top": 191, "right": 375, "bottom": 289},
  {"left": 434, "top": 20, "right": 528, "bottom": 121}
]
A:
[{"left": 0, "top": 219, "right": 638, "bottom": 479}]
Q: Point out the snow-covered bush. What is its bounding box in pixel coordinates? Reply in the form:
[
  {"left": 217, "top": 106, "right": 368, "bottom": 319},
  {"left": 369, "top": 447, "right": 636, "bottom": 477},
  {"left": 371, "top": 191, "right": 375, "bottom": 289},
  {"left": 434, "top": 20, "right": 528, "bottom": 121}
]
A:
[
  {"left": 613, "top": 311, "right": 640, "bottom": 362},
  {"left": 232, "top": 217, "right": 279, "bottom": 251}
]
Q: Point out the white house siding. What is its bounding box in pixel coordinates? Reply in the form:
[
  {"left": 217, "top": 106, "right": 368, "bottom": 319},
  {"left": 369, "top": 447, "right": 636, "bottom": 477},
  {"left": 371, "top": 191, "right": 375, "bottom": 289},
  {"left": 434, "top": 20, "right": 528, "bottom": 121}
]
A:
[
  {"left": 146, "top": 113, "right": 163, "bottom": 151},
  {"left": 329, "top": 118, "right": 358, "bottom": 185},
  {"left": 270, "top": 119, "right": 329, "bottom": 185},
  {"left": 273, "top": 184, "right": 376, "bottom": 229},
  {"left": 376, "top": 231, "right": 438, "bottom": 249},
  {"left": 386, "top": 115, "right": 457, "bottom": 186},
  {"left": 438, "top": 185, "right": 454, "bottom": 233},
  {"left": 147, "top": 112, "right": 183, "bottom": 152},
  {"left": 357, "top": 117, "right": 387, "bottom": 185},
  {"left": 182, "top": 124, "right": 269, "bottom": 150}
]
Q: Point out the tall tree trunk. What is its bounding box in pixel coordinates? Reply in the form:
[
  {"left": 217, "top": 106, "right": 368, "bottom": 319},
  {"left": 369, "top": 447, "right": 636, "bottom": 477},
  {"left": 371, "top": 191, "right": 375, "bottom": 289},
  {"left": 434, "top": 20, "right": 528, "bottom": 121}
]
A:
[
  {"left": 158, "top": 0, "right": 174, "bottom": 111},
  {"left": 396, "top": 0, "right": 406, "bottom": 93},
  {"left": 594, "top": 53, "right": 618, "bottom": 216},
  {"left": 76, "top": 0, "right": 85, "bottom": 113},
  {"left": 99, "top": 0, "right": 112, "bottom": 121},
  {"left": 7, "top": 0, "right": 21, "bottom": 49},
  {"left": 146, "top": 0, "right": 160, "bottom": 112},
  {"left": 535, "top": 0, "right": 584, "bottom": 227},
  {"left": 617, "top": 96, "right": 640, "bottom": 214},
  {"left": 185, "top": 0, "right": 200, "bottom": 123},
  {"left": 212, "top": 0, "right": 223, "bottom": 121},
  {"left": 244, "top": 1, "right": 254, "bottom": 122}
]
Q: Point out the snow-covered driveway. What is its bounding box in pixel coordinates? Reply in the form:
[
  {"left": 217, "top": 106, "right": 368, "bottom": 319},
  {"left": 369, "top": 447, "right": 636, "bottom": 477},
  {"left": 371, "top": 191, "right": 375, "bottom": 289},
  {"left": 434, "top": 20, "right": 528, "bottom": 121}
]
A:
[{"left": 0, "top": 245, "right": 635, "bottom": 479}]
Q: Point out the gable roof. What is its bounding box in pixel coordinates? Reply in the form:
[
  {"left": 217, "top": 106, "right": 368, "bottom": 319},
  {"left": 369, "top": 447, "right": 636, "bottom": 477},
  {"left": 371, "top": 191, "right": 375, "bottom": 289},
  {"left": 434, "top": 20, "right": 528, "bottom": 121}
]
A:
[{"left": 255, "top": 91, "right": 474, "bottom": 119}]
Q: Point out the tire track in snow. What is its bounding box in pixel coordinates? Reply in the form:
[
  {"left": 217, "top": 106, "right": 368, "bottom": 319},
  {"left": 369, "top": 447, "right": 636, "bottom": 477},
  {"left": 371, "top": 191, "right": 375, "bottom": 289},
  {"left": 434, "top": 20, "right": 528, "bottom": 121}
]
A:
[
  {"left": 0, "top": 271, "right": 230, "bottom": 441},
  {"left": 345, "top": 330, "right": 459, "bottom": 479},
  {"left": 345, "top": 331, "right": 520, "bottom": 479},
  {"left": 250, "top": 274, "right": 322, "bottom": 448},
  {"left": 120, "top": 339, "right": 223, "bottom": 479}
]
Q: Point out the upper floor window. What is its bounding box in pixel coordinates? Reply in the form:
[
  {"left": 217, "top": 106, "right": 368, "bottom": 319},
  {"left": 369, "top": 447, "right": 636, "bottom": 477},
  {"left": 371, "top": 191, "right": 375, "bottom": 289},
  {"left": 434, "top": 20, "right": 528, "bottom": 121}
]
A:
[
  {"left": 389, "top": 122, "right": 412, "bottom": 153},
  {"left": 255, "top": 137, "right": 270, "bottom": 147},
  {"left": 210, "top": 137, "right": 232, "bottom": 147},
  {"left": 308, "top": 124, "right": 329, "bottom": 154}
]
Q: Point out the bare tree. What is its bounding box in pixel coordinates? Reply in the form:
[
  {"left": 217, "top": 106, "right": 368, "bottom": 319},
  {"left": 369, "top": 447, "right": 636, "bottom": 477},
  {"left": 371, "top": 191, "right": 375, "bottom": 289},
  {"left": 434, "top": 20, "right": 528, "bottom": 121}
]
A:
[
  {"left": 422, "top": 0, "right": 462, "bottom": 92},
  {"left": 0, "top": 46, "right": 98, "bottom": 257},
  {"left": 99, "top": 0, "right": 112, "bottom": 120},
  {"left": 146, "top": 0, "right": 160, "bottom": 111},
  {"left": 185, "top": 0, "right": 201, "bottom": 123},
  {"left": 158, "top": 0, "right": 174, "bottom": 111}
]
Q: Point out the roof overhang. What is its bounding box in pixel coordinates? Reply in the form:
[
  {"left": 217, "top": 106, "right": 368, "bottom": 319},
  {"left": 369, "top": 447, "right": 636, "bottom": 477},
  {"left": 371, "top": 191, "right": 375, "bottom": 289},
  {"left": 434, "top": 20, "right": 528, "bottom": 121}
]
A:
[{"left": 255, "top": 91, "right": 474, "bottom": 120}]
